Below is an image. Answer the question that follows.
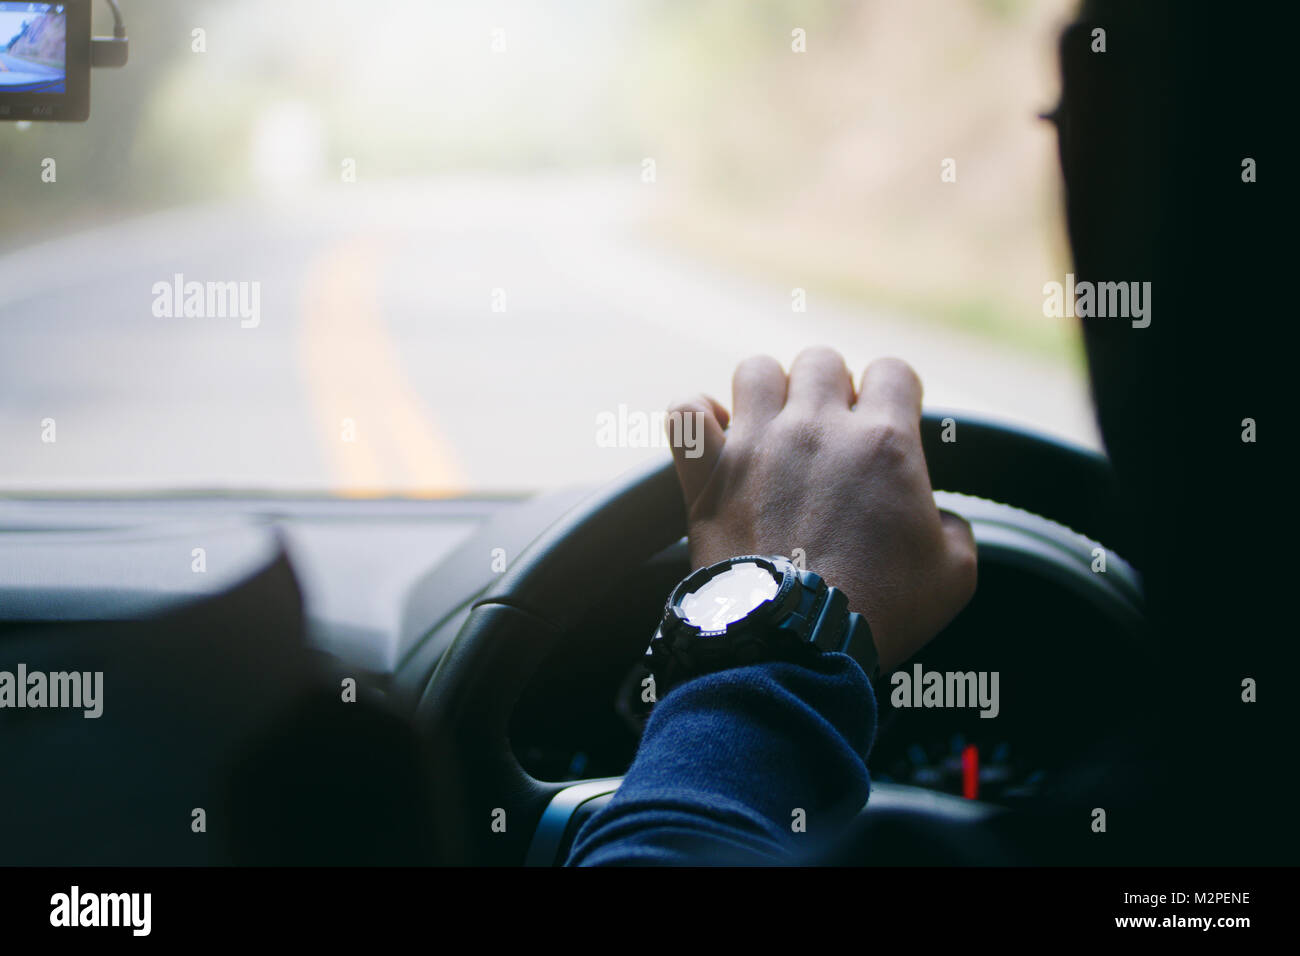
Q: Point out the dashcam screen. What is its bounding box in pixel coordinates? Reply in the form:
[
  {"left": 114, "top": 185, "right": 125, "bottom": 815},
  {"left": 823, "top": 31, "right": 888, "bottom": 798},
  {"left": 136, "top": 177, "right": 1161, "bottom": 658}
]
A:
[{"left": 0, "top": 2, "right": 66, "bottom": 94}]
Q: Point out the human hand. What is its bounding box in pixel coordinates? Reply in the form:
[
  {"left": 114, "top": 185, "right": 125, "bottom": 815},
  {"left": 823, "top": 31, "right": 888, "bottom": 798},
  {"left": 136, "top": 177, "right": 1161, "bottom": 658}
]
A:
[{"left": 665, "top": 347, "right": 977, "bottom": 672}]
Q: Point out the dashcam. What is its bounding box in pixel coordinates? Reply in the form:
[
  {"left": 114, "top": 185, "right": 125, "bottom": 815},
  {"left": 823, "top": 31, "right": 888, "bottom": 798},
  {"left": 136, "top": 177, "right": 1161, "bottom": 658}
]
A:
[{"left": 0, "top": 1, "right": 124, "bottom": 123}]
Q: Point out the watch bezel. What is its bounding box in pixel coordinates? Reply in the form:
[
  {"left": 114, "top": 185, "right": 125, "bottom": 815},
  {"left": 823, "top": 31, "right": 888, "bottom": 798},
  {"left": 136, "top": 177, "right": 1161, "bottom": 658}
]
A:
[{"left": 662, "top": 554, "right": 799, "bottom": 639}]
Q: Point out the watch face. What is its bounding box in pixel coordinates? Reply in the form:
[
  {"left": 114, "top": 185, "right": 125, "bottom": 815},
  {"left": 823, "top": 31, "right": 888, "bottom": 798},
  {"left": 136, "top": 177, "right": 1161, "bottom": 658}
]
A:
[{"left": 678, "top": 561, "right": 779, "bottom": 632}]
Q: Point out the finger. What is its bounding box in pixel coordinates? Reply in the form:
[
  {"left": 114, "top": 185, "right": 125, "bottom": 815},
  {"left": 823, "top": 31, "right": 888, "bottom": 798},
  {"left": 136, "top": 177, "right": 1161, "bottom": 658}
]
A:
[
  {"left": 703, "top": 394, "right": 730, "bottom": 430},
  {"left": 854, "top": 357, "right": 923, "bottom": 425},
  {"left": 676, "top": 393, "right": 730, "bottom": 430},
  {"left": 786, "top": 346, "right": 854, "bottom": 411},
  {"left": 731, "top": 355, "right": 787, "bottom": 430},
  {"left": 665, "top": 394, "right": 728, "bottom": 508},
  {"left": 939, "top": 509, "right": 979, "bottom": 600}
]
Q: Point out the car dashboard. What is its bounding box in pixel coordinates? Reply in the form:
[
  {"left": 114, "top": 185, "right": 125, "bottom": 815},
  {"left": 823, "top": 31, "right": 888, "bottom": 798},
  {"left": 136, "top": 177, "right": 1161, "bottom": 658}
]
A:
[{"left": 0, "top": 473, "right": 1148, "bottom": 820}]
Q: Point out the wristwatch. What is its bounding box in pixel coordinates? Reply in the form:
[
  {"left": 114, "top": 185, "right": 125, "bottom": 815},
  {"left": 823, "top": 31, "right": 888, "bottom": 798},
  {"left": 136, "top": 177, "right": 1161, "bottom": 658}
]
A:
[{"left": 644, "top": 554, "right": 880, "bottom": 693}]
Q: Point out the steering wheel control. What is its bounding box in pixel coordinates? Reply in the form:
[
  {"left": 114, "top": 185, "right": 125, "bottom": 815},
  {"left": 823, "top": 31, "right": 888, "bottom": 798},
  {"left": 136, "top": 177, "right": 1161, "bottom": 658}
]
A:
[{"left": 644, "top": 554, "right": 880, "bottom": 695}]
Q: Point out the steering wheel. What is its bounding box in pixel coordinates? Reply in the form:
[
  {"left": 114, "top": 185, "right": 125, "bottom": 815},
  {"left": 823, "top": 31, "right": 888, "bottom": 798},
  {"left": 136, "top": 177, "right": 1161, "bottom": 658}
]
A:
[{"left": 416, "top": 412, "right": 1144, "bottom": 865}]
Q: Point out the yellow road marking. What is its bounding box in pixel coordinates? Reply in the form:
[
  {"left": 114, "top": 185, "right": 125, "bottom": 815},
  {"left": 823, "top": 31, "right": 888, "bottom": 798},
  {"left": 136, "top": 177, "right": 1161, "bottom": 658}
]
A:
[{"left": 298, "top": 237, "right": 465, "bottom": 496}]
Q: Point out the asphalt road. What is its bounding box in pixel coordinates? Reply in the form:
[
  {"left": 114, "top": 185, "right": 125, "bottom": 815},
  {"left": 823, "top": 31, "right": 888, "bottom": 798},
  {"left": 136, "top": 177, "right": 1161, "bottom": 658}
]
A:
[
  {"left": 0, "top": 174, "right": 1099, "bottom": 495},
  {"left": 0, "top": 52, "right": 63, "bottom": 91}
]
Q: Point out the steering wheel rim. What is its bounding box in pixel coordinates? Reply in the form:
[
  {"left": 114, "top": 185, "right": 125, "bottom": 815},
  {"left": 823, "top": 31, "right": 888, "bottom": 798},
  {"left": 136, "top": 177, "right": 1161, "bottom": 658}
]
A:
[{"left": 416, "top": 413, "right": 1143, "bottom": 865}]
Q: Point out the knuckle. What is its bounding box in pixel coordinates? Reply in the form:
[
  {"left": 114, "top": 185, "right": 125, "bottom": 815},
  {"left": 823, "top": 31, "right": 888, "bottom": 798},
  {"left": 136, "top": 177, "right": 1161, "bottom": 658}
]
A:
[
  {"left": 793, "top": 345, "right": 844, "bottom": 368},
  {"left": 868, "top": 355, "right": 921, "bottom": 387},
  {"left": 667, "top": 394, "right": 709, "bottom": 419},
  {"left": 770, "top": 413, "right": 825, "bottom": 454},
  {"left": 860, "top": 420, "right": 912, "bottom": 463},
  {"left": 734, "top": 354, "right": 783, "bottom": 382}
]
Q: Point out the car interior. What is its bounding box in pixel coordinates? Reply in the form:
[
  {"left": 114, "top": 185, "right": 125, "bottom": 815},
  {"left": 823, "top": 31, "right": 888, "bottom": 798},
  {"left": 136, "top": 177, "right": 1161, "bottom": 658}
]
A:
[
  {"left": 0, "top": 0, "right": 1282, "bottom": 874},
  {"left": 1, "top": 410, "right": 1156, "bottom": 865}
]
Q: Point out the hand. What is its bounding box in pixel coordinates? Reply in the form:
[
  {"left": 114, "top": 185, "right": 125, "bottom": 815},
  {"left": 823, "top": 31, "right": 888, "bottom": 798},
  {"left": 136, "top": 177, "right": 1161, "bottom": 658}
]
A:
[{"left": 665, "top": 347, "right": 977, "bottom": 672}]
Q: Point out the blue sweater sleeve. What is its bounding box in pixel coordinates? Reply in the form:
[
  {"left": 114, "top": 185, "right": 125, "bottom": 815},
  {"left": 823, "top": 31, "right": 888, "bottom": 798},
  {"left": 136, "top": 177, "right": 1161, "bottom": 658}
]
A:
[{"left": 565, "top": 652, "right": 876, "bottom": 866}]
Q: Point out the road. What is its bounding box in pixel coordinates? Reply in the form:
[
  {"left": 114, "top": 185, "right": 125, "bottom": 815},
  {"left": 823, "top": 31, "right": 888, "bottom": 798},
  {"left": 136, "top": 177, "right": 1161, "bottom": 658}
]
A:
[
  {"left": 0, "top": 174, "right": 1100, "bottom": 495},
  {"left": 0, "top": 52, "right": 63, "bottom": 92}
]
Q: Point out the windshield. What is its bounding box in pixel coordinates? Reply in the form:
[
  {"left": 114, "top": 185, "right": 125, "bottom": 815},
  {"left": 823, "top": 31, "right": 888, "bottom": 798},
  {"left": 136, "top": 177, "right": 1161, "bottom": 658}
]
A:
[{"left": 0, "top": 0, "right": 1089, "bottom": 497}]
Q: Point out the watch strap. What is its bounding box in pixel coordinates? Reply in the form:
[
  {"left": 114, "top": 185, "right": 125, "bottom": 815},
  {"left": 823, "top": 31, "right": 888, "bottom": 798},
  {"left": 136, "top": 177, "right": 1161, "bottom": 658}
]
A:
[{"left": 806, "top": 580, "right": 880, "bottom": 682}]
